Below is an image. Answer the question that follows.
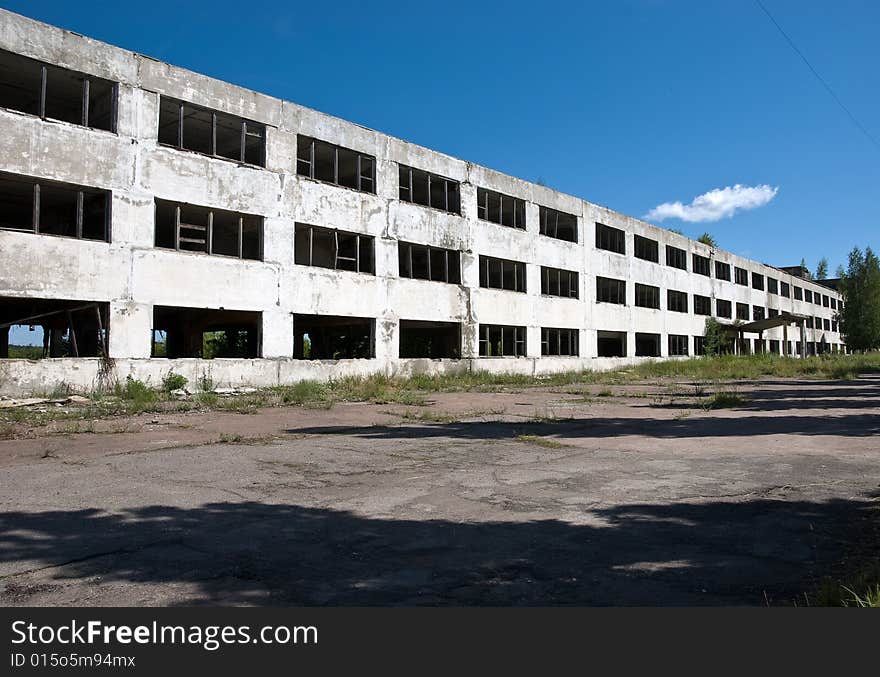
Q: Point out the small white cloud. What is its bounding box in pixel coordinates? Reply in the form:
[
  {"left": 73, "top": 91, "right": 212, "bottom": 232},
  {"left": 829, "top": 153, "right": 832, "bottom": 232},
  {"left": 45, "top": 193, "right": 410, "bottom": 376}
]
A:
[{"left": 645, "top": 184, "right": 778, "bottom": 223}]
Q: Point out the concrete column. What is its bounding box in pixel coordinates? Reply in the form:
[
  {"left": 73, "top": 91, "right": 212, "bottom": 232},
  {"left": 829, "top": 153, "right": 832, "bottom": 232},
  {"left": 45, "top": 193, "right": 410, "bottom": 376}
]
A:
[
  {"left": 109, "top": 302, "right": 152, "bottom": 359},
  {"left": 799, "top": 322, "right": 806, "bottom": 358},
  {"left": 261, "top": 309, "right": 292, "bottom": 358}
]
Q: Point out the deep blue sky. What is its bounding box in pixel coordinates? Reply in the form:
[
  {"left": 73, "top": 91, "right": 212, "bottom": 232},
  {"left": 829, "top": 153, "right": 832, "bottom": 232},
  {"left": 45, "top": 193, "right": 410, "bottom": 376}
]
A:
[{"left": 4, "top": 0, "right": 879, "bottom": 273}]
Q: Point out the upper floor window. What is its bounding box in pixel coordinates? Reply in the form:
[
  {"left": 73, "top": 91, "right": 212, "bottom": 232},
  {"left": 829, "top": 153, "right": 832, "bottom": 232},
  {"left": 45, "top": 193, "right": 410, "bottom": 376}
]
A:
[
  {"left": 830, "top": 297, "right": 837, "bottom": 310},
  {"left": 155, "top": 199, "right": 261, "bottom": 260},
  {"left": 398, "top": 241, "right": 461, "bottom": 284},
  {"left": 804, "top": 289, "right": 813, "bottom": 303},
  {"left": 158, "top": 96, "right": 265, "bottom": 166},
  {"left": 752, "top": 272, "right": 765, "bottom": 291},
  {"left": 399, "top": 164, "right": 460, "bottom": 214},
  {"left": 794, "top": 286, "right": 803, "bottom": 301},
  {"left": 294, "top": 223, "right": 373, "bottom": 273},
  {"left": 479, "top": 255, "right": 526, "bottom": 293},
  {"left": 735, "top": 266, "right": 748, "bottom": 285},
  {"left": 693, "top": 294, "right": 712, "bottom": 316},
  {"left": 753, "top": 305, "right": 765, "bottom": 321},
  {"left": 780, "top": 281, "right": 790, "bottom": 297},
  {"left": 634, "top": 235, "right": 659, "bottom": 263},
  {"left": 596, "top": 276, "right": 626, "bottom": 305},
  {"left": 0, "top": 171, "right": 109, "bottom": 242},
  {"left": 541, "top": 266, "right": 579, "bottom": 299},
  {"left": 736, "top": 302, "right": 749, "bottom": 320},
  {"left": 768, "top": 277, "right": 778, "bottom": 295},
  {"left": 297, "top": 136, "right": 375, "bottom": 193},
  {"left": 668, "top": 289, "right": 688, "bottom": 313},
  {"left": 716, "top": 299, "right": 732, "bottom": 318},
  {"left": 822, "top": 294, "right": 830, "bottom": 307},
  {"left": 666, "top": 245, "right": 687, "bottom": 270},
  {"left": 540, "top": 207, "right": 577, "bottom": 242},
  {"left": 0, "top": 49, "right": 117, "bottom": 132},
  {"left": 693, "top": 254, "right": 711, "bottom": 277},
  {"left": 635, "top": 283, "right": 660, "bottom": 309},
  {"left": 477, "top": 188, "right": 525, "bottom": 229},
  {"left": 715, "top": 261, "right": 731, "bottom": 281},
  {"left": 596, "top": 223, "right": 625, "bottom": 254}
]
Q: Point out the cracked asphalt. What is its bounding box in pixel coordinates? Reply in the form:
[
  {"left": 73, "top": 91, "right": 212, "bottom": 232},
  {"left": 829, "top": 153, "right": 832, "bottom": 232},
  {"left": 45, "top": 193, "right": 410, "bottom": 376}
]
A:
[{"left": 1, "top": 375, "right": 878, "bottom": 605}]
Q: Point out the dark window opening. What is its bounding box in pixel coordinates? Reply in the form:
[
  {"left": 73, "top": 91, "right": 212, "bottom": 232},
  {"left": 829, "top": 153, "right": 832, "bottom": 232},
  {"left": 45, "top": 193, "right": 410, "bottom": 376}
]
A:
[
  {"left": 634, "top": 235, "right": 659, "bottom": 262},
  {"left": 736, "top": 303, "right": 750, "bottom": 321},
  {"left": 693, "top": 254, "right": 711, "bottom": 277},
  {"left": 541, "top": 327, "right": 579, "bottom": 356},
  {"left": 294, "top": 223, "right": 374, "bottom": 273},
  {"left": 158, "top": 96, "right": 266, "bottom": 167},
  {"left": 780, "top": 282, "right": 790, "bottom": 298},
  {"left": 694, "top": 336, "right": 707, "bottom": 356},
  {"left": 478, "top": 324, "right": 526, "bottom": 357},
  {"left": 0, "top": 297, "right": 109, "bottom": 359},
  {"left": 693, "top": 294, "right": 711, "bottom": 316},
  {"left": 596, "top": 276, "right": 626, "bottom": 305},
  {"left": 297, "top": 136, "right": 376, "bottom": 194},
  {"left": 752, "top": 272, "right": 764, "bottom": 291},
  {"left": 399, "top": 164, "right": 460, "bottom": 214},
  {"left": 668, "top": 334, "right": 688, "bottom": 356},
  {"left": 540, "top": 206, "right": 578, "bottom": 242},
  {"left": 399, "top": 320, "right": 461, "bottom": 359},
  {"left": 635, "top": 332, "right": 661, "bottom": 357},
  {"left": 768, "top": 277, "right": 778, "bottom": 295},
  {"left": 477, "top": 187, "right": 526, "bottom": 229},
  {"left": 667, "top": 290, "right": 688, "bottom": 313},
  {"left": 822, "top": 295, "right": 830, "bottom": 308},
  {"left": 595, "top": 222, "right": 625, "bottom": 254},
  {"left": 155, "top": 199, "right": 262, "bottom": 260},
  {"left": 153, "top": 306, "right": 261, "bottom": 358},
  {"left": 479, "top": 256, "right": 526, "bottom": 293},
  {"left": 540, "top": 266, "right": 579, "bottom": 299},
  {"left": 635, "top": 283, "right": 660, "bottom": 309},
  {"left": 597, "top": 330, "right": 626, "bottom": 358},
  {"left": 804, "top": 289, "right": 813, "bottom": 303},
  {"left": 734, "top": 267, "right": 748, "bottom": 285},
  {"left": 716, "top": 299, "right": 732, "bottom": 318},
  {"left": 666, "top": 245, "right": 687, "bottom": 270},
  {"left": 794, "top": 286, "right": 803, "bottom": 301},
  {"left": 715, "top": 261, "right": 731, "bottom": 281},
  {"left": 753, "top": 306, "right": 765, "bottom": 321},
  {"left": 398, "top": 241, "right": 461, "bottom": 284},
  {"left": 769, "top": 340, "right": 780, "bottom": 354},
  {"left": 768, "top": 308, "right": 779, "bottom": 318},
  {"left": 294, "top": 314, "right": 374, "bottom": 360}
]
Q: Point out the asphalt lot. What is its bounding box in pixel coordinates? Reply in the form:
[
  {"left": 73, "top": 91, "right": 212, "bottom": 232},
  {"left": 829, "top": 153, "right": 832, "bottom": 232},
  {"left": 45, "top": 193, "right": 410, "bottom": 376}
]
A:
[{"left": 1, "top": 376, "right": 878, "bottom": 606}]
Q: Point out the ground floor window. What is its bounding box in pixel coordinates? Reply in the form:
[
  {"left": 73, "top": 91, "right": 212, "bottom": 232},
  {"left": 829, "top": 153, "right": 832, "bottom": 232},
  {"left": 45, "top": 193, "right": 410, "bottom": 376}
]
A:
[
  {"left": 635, "top": 333, "right": 661, "bottom": 357},
  {"left": 152, "top": 306, "right": 261, "bottom": 358},
  {"left": 597, "top": 330, "right": 626, "bottom": 357},
  {"left": 541, "top": 327, "right": 579, "bottom": 356},
  {"left": 0, "top": 296, "right": 109, "bottom": 358},
  {"left": 478, "top": 324, "right": 526, "bottom": 357},
  {"left": 399, "top": 320, "right": 460, "bottom": 359},
  {"left": 293, "top": 314, "right": 374, "bottom": 360}
]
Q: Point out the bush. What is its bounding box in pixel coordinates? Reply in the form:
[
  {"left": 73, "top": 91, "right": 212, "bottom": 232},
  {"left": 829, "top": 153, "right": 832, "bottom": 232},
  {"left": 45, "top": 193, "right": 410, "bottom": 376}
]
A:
[
  {"left": 116, "top": 376, "right": 157, "bottom": 406},
  {"left": 161, "top": 371, "right": 187, "bottom": 394}
]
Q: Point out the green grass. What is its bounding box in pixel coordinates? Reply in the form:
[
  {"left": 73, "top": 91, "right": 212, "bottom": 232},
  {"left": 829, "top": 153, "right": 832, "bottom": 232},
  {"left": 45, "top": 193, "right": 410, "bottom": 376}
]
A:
[
  {"left": 514, "top": 434, "right": 567, "bottom": 449},
  {"left": 703, "top": 391, "right": 748, "bottom": 409},
  {"left": 816, "top": 569, "right": 880, "bottom": 607}
]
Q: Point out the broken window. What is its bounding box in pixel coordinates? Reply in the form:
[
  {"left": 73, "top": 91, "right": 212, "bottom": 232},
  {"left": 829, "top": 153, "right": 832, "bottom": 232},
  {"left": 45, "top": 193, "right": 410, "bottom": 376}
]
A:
[
  {"left": 804, "top": 289, "right": 813, "bottom": 303},
  {"left": 715, "top": 261, "right": 731, "bottom": 281},
  {"left": 597, "top": 330, "right": 626, "bottom": 358},
  {"left": 540, "top": 266, "right": 579, "bottom": 299},
  {"left": 822, "top": 295, "right": 830, "bottom": 307},
  {"left": 541, "top": 327, "right": 579, "bottom": 356},
  {"left": 0, "top": 49, "right": 117, "bottom": 131},
  {"left": 634, "top": 283, "right": 660, "bottom": 309},
  {"left": 734, "top": 266, "right": 748, "bottom": 285},
  {"left": 478, "top": 324, "right": 526, "bottom": 357},
  {"left": 398, "top": 241, "right": 461, "bottom": 284},
  {"left": 398, "top": 164, "right": 460, "bottom": 214},
  {"left": 479, "top": 256, "right": 526, "bottom": 293},
  {"left": 297, "top": 136, "right": 376, "bottom": 194},
  {"left": 752, "top": 272, "right": 764, "bottom": 291},
  {"left": 596, "top": 277, "right": 626, "bottom": 305},
  {"left": 794, "top": 286, "right": 803, "bottom": 301},
  {"left": 293, "top": 314, "right": 374, "bottom": 360},
  {"left": 666, "top": 245, "right": 687, "bottom": 270},
  {"left": 769, "top": 340, "right": 780, "bottom": 354},
  {"left": 634, "top": 235, "right": 659, "bottom": 263},
  {"left": 693, "top": 254, "right": 711, "bottom": 277},
  {"left": 158, "top": 96, "right": 266, "bottom": 167},
  {"left": 716, "top": 299, "right": 732, "bottom": 318},
  {"left": 694, "top": 336, "right": 707, "bottom": 356},
  {"left": 753, "top": 306, "right": 765, "bottom": 321},
  {"left": 635, "top": 333, "right": 661, "bottom": 357},
  {"left": 399, "top": 320, "right": 460, "bottom": 359},
  {"left": 595, "top": 223, "right": 625, "bottom": 254},
  {"left": 540, "top": 207, "right": 578, "bottom": 242},
  {"left": 693, "top": 294, "right": 712, "bottom": 316},
  {"left": 153, "top": 306, "right": 261, "bottom": 358},
  {"left": 780, "top": 281, "right": 790, "bottom": 298},
  {"left": 667, "top": 290, "right": 688, "bottom": 313},
  {"left": 736, "top": 303, "right": 749, "bottom": 320},
  {"left": 668, "top": 334, "right": 688, "bottom": 356},
  {"left": 0, "top": 171, "right": 109, "bottom": 241},
  {"left": 768, "top": 308, "right": 779, "bottom": 318},
  {"left": 0, "top": 296, "right": 109, "bottom": 359},
  {"left": 155, "top": 199, "right": 262, "bottom": 260},
  {"left": 477, "top": 188, "right": 526, "bottom": 229},
  {"left": 830, "top": 297, "right": 837, "bottom": 310},
  {"left": 823, "top": 318, "right": 831, "bottom": 331},
  {"left": 293, "top": 223, "right": 373, "bottom": 273},
  {"left": 767, "top": 277, "right": 778, "bottom": 295}
]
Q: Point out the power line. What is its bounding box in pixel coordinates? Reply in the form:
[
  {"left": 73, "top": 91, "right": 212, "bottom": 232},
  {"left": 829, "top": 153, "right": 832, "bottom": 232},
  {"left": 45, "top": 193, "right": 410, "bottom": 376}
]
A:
[{"left": 755, "top": 0, "right": 880, "bottom": 151}]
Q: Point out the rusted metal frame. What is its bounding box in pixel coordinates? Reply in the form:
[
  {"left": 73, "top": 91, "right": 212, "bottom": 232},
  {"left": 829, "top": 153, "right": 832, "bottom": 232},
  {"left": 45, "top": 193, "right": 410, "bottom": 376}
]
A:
[
  {"left": 355, "top": 234, "right": 361, "bottom": 272},
  {"left": 0, "top": 303, "right": 99, "bottom": 331},
  {"left": 407, "top": 243, "right": 413, "bottom": 279},
  {"left": 82, "top": 78, "right": 90, "bottom": 127},
  {"left": 109, "top": 83, "right": 118, "bottom": 133},
  {"left": 238, "top": 119, "right": 245, "bottom": 163},
  {"left": 32, "top": 183, "right": 40, "bottom": 234},
  {"left": 76, "top": 190, "right": 84, "bottom": 239},
  {"left": 65, "top": 310, "right": 79, "bottom": 357},
  {"left": 308, "top": 225, "right": 314, "bottom": 266},
  {"left": 95, "top": 305, "right": 107, "bottom": 357},
  {"left": 210, "top": 112, "right": 218, "bottom": 157},
  {"left": 333, "top": 229, "right": 340, "bottom": 270},
  {"left": 177, "top": 102, "right": 184, "bottom": 148},
  {"left": 39, "top": 65, "right": 47, "bottom": 119},
  {"left": 237, "top": 215, "right": 243, "bottom": 259},
  {"left": 174, "top": 204, "right": 181, "bottom": 251},
  {"left": 333, "top": 146, "right": 339, "bottom": 185},
  {"left": 356, "top": 154, "right": 361, "bottom": 192},
  {"left": 443, "top": 249, "right": 449, "bottom": 283},
  {"left": 207, "top": 210, "right": 214, "bottom": 255}
]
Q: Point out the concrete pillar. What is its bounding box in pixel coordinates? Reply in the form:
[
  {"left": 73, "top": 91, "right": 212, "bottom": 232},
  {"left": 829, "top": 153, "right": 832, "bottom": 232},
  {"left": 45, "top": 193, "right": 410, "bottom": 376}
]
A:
[
  {"left": 109, "top": 301, "right": 153, "bottom": 359},
  {"left": 261, "top": 309, "right": 292, "bottom": 358},
  {"left": 783, "top": 324, "right": 788, "bottom": 355},
  {"left": 0, "top": 326, "right": 8, "bottom": 358},
  {"left": 799, "top": 322, "right": 806, "bottom": 359}
]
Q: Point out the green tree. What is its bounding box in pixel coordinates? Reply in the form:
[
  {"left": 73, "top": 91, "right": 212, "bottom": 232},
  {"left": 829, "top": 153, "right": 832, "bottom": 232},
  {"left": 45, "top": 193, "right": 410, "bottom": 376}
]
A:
[
  {"left": 697, "top": 232, "right": 717, "bottom": 247},
  {"left": 702, "top": 318, "right": 729, "bottom": 356},
  {"left": 816, "top": 257, "right": 829, "bottom": 279},
  {"left": 800, "top": 257, "right": 812, "bottom": 279},
  {"left": 839, "top": 246, "right": 880, "bottom": 352}
]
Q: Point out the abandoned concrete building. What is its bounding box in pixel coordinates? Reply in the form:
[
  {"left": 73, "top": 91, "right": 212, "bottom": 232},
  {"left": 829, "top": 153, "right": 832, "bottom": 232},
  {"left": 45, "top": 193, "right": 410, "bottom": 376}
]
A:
[{"left": 0, "top": 10, "right": 845, "bottom": 393}]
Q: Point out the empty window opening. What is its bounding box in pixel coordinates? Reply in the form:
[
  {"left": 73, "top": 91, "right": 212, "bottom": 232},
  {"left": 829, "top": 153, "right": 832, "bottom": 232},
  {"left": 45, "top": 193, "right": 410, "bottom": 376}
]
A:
[
  {"left": 158, "top": 96, "right": 266, "bottom": 167},
  {"left": 634, "top": 235, "right": 659, "bottom": 262},
  {"left": 753, "top": 306, "right": 765, "bottom": 321},
  {"left": 694, "top": 336, "right": 707, "bottom": 356},
  {"left": 597, "top": 330, "right": 627, "bottom": 358},
  {"left": 399, "top": 320, "right": 461, "bottom": 359},
  {"left": 0, "top": 297, "right": 109, "bottom": 359},
  {"left": 293, "top": 314, "right": 374, "bottom": 360},
  {"left": 478, "top": 324, "right": 526, "bottom": 357},
  {"left": 294, "top": 223, "right": 374, "bottom": 273},
  {"left": 716, "top": 299, "right": 732, "bottom": 318},
  {"left": 736, "top": 302, "right": 750, "bottom": 321},
  {"left": 830, "top": 297, "right": 837, "bottom": 310},
  {"left": 769, "top": 340, "right": 780, "bottom": 354},
  {"left": 635, "top": 333, "right": 661, "bottom": 357},
  {"left": 297, "top": 136, "right": 376, "bottom": 194},
  {"left": 477, "top": 188, "right": 526, "bottom": 229},
  {"left": 667, "top": 290, "right": 688, "bottom": 313},
  {"left": 768, "top": 277, "right": 778, "bottom": 295},
  {"left": 793, "top": 286, "right": 803, "bottom": 301},
  {"left": 596, "top": 276, "right": 626, "bottom": 305},
  {"left": 540, "top": 207, "right": 578, "bottom": 242},
  {"left": 595, "top": 223, "right": 625, "bottom": 254},
  {"left": 734, "top": 267, "right": 749, "bottom": 286},
  {"left": 479, "top": 256, "right": 526, "bottom": 293},
  {"left": 152, "top": 306, "right": 261, "bottom": 359},
  {"left": 780, "top": 281, "right": 790, "bottom": 297},
  {"left": 541, "top": 327, "right": 579, "bottom": 356},
  {"left": 0, "top": 171, "right": 109, "bottom": 241},
  {"left": 0, "top": 49, "right": 117, "bottom": 131},
  {"left": 398, "top": 164, "right": 460, "bottom": 214},
  {"left": 693, "top": 254, "right": 711, "bottom": 277},
  {"left": 752, "top": 272, "right": 764, "bottom": 291},
  {"left": 666, "top": 245, "right": 687, "bottom": 270},
  {"left": 822, "top": 295, "right": 830, "bottom": 307},
  {"left": 155, "top": 199, "right": 262, "bottom": 260},
  {"left": 768, "top": 308, "right": 779, "bottom": 318},
  {"left": 540, "top": 266, "right": 579, "bottom": 298},
  {"left": 668, "top": 334, "right": 688, "bottom": 356},
  {"left": 715, "top": 261, "right": 731, "bottom": 281},
  {"left": 635, "top": 283, "right": 660, "bottom": 309},
  {"left": 693, "top": 294, "right": 711, "bottom": 316},
  {"left": 398, "top": 241, "right": 461, "bottom": 284}
]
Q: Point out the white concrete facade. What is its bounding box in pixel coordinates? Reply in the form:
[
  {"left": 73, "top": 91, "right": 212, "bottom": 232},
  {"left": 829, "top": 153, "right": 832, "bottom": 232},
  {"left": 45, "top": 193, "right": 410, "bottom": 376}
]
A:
[{"left": 0, "top": 10, "right": 844, "bottom": 395}]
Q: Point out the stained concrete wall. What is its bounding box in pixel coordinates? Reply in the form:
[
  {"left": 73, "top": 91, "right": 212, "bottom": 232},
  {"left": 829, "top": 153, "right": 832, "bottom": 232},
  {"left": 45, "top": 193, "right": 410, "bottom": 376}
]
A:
[{"left": 0, "top": 9, "right": 845, "bottom": 395}]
